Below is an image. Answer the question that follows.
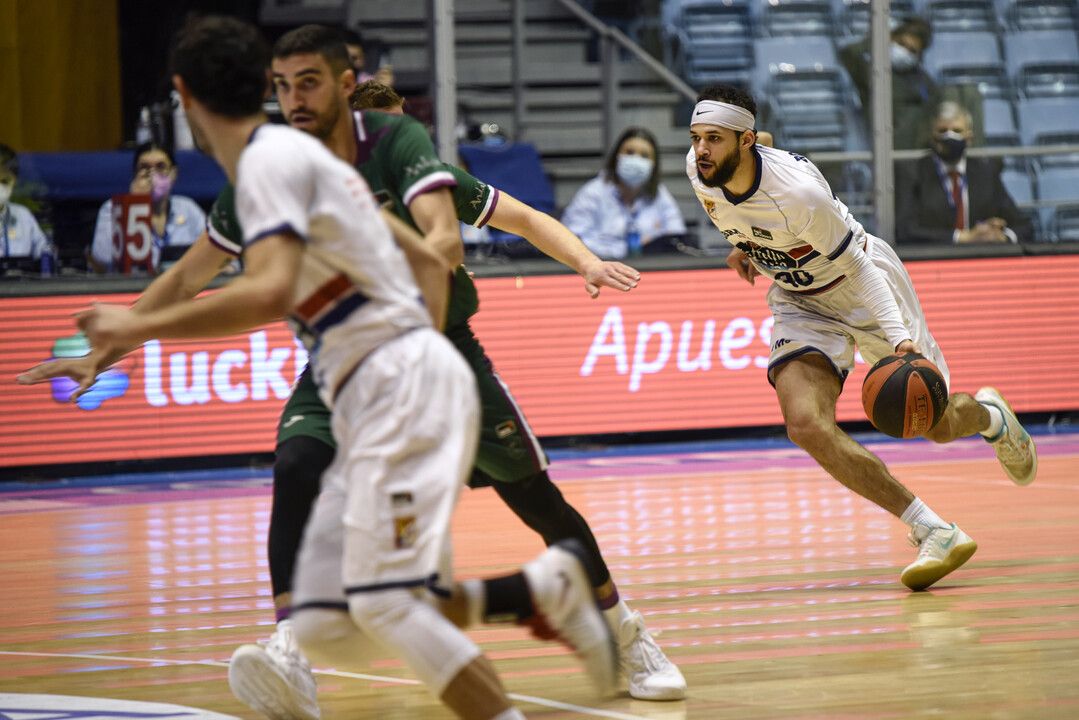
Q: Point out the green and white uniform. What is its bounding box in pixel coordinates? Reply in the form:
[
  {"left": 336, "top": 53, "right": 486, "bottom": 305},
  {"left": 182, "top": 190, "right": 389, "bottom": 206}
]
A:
[{"left": 207, "top": 110, "right": 547, "bottom": 485}]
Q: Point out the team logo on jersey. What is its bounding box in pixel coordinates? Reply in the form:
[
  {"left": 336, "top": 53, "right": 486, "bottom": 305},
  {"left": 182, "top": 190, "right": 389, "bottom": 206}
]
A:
[
  {"left": 495, "top": 420, "right": 518, "bottom": 439},
  {"left": 469, "top": 182, "right": 489, "bottom": 211},
  {"left": 702, "top": 199, "right": 717, "bottom": 218},
  {"left": 43, "top": 333, "right": 132, "bottom": 410},
  {"left": 394, "top": 515, "right": 418, "bottom": 549},
  {"left": 751, "top": 226, "right": 773, "bottom": 241},
  {"left": 734, "top": 240, "right": 820, "bottom": 272}
]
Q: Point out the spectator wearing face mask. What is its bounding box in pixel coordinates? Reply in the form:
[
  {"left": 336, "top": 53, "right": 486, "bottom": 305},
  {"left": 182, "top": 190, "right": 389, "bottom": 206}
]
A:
[
  {"left": 840, "top": 16, "right": 942, "bottom": 150},
  {"left": 562, "top": 127, "right": 685, "bottom": 259},
  {"left": 895, "top": 102, "right": 1031, "bottom": 245},
  {"left": 0, "top": 143, "right": 55, "bottom": 276},
  {"left": 89, "top": 142, "right": 206, "bottom": 274}
]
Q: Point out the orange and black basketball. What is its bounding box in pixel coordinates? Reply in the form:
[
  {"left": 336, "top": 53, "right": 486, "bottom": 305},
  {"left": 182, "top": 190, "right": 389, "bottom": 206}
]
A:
[{"left": 861, "top": 352, "right": 949, "bottom": 439}]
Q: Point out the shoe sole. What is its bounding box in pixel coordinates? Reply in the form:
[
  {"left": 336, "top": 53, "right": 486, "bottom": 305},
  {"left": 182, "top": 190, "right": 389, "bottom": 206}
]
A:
[
  {"left": 229, "top": 644, "right": 320, "bottom": 720},
  {"left": 900, "top": 537, "right": 978, "bottom": 591},
  {"left": 980, "top": 386, "right": 1038, "bottom": 486},
  {"left": 628, "top": 682, "right": 688, "bottom": 701},
  {"left": 549, "top": 540, "right": 620, "bottom": 697}
]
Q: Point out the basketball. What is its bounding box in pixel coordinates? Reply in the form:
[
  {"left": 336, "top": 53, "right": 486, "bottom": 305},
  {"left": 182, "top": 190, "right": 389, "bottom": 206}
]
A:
[{"left": 861, "top": 352, "right": 949, "bottom": 438}]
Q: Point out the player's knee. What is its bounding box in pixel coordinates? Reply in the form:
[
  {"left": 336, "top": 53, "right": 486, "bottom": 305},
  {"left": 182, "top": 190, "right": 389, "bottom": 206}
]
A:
[
  {"left": 348, "top": 588, "right": 415, "bottom": 639},
  {"left": 785, "top": 413, "right": 833, "bottom": 451},
  {"left": 292, "top": 607, "right": 356, "bottom": 646}
]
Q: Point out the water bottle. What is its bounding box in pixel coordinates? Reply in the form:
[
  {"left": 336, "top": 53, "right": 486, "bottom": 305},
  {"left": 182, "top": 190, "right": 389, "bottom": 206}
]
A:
[
  {"left": 40, "top": 249, "right": 55, "bottom": 277},
  {"left": 626, "top": 216, "right": 641, "bottom": 258},
  {"left": 136, "top": 106, "right": 153, "bottom": 145},
  {"left": 172, "top": 90, "right": 194, "bottom": 150}
]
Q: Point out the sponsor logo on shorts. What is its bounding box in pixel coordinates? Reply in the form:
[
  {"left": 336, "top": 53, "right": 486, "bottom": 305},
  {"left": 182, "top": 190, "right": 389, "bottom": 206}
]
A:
[
  {"left": 495, "top": 420, "right": 518, "bottom": 439},
  {"left": 772, "top": 338, "right": 792, "bottom": 350},
  {"left": 394, "top": 515, "right": 417, "bottom": 549}
]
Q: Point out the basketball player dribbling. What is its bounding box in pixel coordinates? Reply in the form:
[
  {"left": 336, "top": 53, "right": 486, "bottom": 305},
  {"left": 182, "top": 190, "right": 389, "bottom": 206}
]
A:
[{"left": 687, "top": 84, "right": 1037, "bottom": 591}]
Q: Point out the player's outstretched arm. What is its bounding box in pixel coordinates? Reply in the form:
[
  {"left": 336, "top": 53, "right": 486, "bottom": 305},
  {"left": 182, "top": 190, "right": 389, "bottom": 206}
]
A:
[
  {"left": 488, "top": 192, "right": 640, "bottom": 298},
  {"left": 410, "top": 188, "right": 466, "bottom": 268},
  {"left": 382, "top": 209, "right": 451, "bottom": 330},
  {"left": 76, "top": 234, "right": 299, "bottom": 357},
  {"left": 16, "top": 231, "right": 235, "bottom": 401}
]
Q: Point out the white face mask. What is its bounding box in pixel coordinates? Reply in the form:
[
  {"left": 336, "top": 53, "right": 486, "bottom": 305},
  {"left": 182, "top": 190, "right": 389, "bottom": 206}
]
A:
[
  {"left": 0, "top": 184, "right": 11, "bottom": 207},
  {"left": 616, "top": 153, "right": 654, "bottom": 190},
  {"left": 891, "top": 42, "right": 918, "bottom": 71}
]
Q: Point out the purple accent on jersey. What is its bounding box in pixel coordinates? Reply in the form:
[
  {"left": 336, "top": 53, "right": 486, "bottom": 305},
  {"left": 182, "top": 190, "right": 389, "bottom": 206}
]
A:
[
  {"left": 207, "top": 228, "right": 242, "bottom": 256},
  {"left": 478, "top": 187, "right": 500, "bottom": 228},
  {"left": 598, "top": 585, "right": 621, "bottom": 611},
  {"left": 311, "top": 291, "right": 370, "bottom": 334},
  {"left": 722, "top": 145, "right": 763, "bottom": 206},
  {"left": 275, "top": 606, "right": 292, "bottom": 622},
  {"left": 247, "top": 222, "right": 305, "bottom": 246}
]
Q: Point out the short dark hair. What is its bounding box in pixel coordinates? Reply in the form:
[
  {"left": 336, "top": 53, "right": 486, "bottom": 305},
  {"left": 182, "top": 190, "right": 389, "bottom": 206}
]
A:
[
  {"left": 273, "top": 24, "right": 352, "bottom": 75},
  {"left": 351, "top": 80, "right": 404, "bottom": 111},
  {"left": 132, "top": 142, "right": 177, "bottom": 174},
  {"left": 696, "top": 84, "right": 758, "bottom": 118},
  {"left": 893, "top": 16, "right": 932, "bottom": 49},
  {"left": 170, "top": 15, "right": 270, "bottom": 118},
  {"left": 0, "top": 144, "right": 17, "bottom": 177},
  {"left": 604, "top": 126, "right": 661, "bottom": 199}
]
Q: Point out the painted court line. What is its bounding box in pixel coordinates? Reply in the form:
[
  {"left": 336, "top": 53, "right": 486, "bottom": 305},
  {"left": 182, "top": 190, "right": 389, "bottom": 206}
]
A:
[{"left": 0, "top": 651, "right": 650, "bottom": 720}]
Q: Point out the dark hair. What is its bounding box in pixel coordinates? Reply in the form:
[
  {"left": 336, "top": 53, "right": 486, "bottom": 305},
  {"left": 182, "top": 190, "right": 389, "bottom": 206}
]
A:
[
  {"left": 170, "top": 15, "right": 270, "bottom": 118},
  {"left": 604, "top": 126, "right": 661, "bottom": 199},
  {"left": 0, "top": 143, "right": 17, "bottom": 177},
  {"left": 338, "top": 27, "right": 364, "bottom": 48},
  {"left": 696, "top": 84, "right": 758, "bottom": 118},
  {"left": 132, "top": 142, "right": 177, "bottom": 174},
  {"left": 273, "top": 24, "right": 352, "bottom": 75},
  {"left": 893, "top": 16, "right": 932, "bottom": 50},
  {"left": 351, "top": 80, "right": 404, "bottom": 111}
]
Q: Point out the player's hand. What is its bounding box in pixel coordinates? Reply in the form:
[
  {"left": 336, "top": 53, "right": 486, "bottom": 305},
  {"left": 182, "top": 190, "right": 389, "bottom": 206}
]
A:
[
  {"left": 76, "top": 304, "right": 145, "bottom": 356},
  {"left": 895, "top": 339, "right": 917, "bottom": 354},
  {"left": 726, "top": 247, "right": 760, "bottom": 285},
  {"left": 16, "top": 355, "right": 105, "bottom": 402},
  {"left": 581, "top": 260, "right": 640, "bottom": 298}
]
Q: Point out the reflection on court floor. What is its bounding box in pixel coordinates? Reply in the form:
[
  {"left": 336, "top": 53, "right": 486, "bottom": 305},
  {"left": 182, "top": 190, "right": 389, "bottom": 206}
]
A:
[{"left": 2, "top": 433, "right": 1078, "bottom": 719}]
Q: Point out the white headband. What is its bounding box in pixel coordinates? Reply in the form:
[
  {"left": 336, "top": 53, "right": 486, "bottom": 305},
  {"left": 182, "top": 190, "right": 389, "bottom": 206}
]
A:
[{"left": 690, "top": 100, "right": 755, "bottom": 132}]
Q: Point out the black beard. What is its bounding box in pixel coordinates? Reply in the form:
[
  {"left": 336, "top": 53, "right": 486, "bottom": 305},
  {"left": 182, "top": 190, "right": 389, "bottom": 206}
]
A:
[{"left": 697, "top": 149, "right": 741, "bottom": 188}]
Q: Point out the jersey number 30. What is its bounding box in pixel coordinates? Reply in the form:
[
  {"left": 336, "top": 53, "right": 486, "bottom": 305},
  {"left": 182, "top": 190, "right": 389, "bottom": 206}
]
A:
[{"left": 774, "top": 270, "right": 814, "bottom": 287}]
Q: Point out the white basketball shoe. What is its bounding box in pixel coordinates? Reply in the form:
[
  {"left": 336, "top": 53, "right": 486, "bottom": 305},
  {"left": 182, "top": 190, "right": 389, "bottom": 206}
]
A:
[
  {"left": 975, "top": 387, "right": 1037, "bottom": 486},
  {"left": 521, "top": 540, "right": 619, "bottom": 696},
  {"left": 615, "top": 608, "right": 687, "bottom": 700},
  {"left": 901, "top": 523, "right": 978, "bottom": 591},
  {"left": 228, "top": 619, "right": 321, "bottom": 720}
]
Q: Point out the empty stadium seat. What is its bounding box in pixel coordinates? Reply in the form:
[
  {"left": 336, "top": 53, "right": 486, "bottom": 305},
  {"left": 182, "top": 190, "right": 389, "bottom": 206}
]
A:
[
  {"left": 1035, "top": 164, "right": 1079, "bottom": 238},
  {"left": 837, "top": 0, "right": 916, "bottom": 39},
  {"left": 983, "top": 97, "right": 1020, "bottom": 145},
  {"left": 998, "top": 0, "right": 1078, "bottom": 30},
  {"left": 758, "top": 0, "right": 835, "bottom": 37},
  {"left": 924, "top": 31, "right": 1009, "bottom": 97},
  {"left": 667, "top": 0, "right": 754, "bottom": 87},
  {"left": 924, "top": 0, "right": 1000, "bottom": 32},
  {"left": 1018, "top": 96, "right": 1079, "bottom": 147},
  {"left": 1004, "top": 30, "right": 1079, "bottom": 97}
]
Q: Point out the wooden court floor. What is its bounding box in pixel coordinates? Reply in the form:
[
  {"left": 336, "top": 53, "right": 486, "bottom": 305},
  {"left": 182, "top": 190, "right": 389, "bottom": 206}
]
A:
[{"left": 2, "top": 433, "right": 1078, "bottom": 719}]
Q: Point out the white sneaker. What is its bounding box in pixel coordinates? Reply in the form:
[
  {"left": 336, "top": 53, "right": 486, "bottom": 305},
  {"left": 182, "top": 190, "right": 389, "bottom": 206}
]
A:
[
  {"left": 522, "top": 540, "right": 619, "bottom": 697},
  {"left": 900, "top": 524, "right": 978, "bottom": 591},
  {"left": 975, "top": 387, "right": 1037, "bottom": 486},
  {"left": 228, "top": 620, "right": 321, "bottom": 720},
  {"left": 617, "top": 610, "right": 686, "bottom": 701}
]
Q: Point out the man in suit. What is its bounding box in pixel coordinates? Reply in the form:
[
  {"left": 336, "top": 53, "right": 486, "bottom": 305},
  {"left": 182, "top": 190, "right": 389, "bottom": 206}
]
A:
[{"left": 895, "top": 101, "right": 1031, "bottom": 245}]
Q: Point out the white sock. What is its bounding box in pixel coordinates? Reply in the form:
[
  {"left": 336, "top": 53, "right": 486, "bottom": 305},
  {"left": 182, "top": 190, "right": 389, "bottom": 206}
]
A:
[
  {"left": 459, "top": 579, "right": 485, "bottom": 629},
  {"left": 602, "top": 599, "right": 633, "bottom": 635},
  {"left": 490, "top": 708, "right": 526, "bottom": 720},
  {"left": 979, "top": 402, "right": 1005, "bottom": 439},
  {"left": 900, "top": 498, "right": 950, "bottom": 531}
]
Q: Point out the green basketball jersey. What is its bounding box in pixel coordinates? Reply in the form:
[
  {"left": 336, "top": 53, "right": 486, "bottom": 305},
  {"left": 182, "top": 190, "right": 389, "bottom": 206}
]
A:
[{"left": 206, "top": 110, "right": 497, "bottom": 329}]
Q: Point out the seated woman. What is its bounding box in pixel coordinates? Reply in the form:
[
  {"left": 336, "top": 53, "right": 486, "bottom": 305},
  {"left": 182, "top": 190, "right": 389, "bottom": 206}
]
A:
[
  {"left": 561, "top": 127, "right": 685, "bottom": 259},
  {"left": 0, "top": 143, "right": 54, "bottom": 275},
  {"left": 89, "top": 143, "right": 205, "bottom": 274}
]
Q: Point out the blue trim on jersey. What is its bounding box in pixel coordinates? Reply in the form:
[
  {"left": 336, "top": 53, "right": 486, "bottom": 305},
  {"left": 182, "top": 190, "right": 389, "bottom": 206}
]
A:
[
  {"left": 247, "top": 222, "right": 306, "bottom": 246},
  {"left": 312, "top": 291, "right": 370, "bottom": 334},
  {"left": 345, "top": 572, "right": 450, "bottom": 598},
  {"left": 826, "top": 230, "right": 854, "bottom": 261},
  {"left": 766, "top": 346, "right": 848, "bottom": 387},
  {"left": 722, "top": 145, "right": 763, "bottom": 205},
  {"left": 292, "top": 600, "right": 350, "bottom": 612}
]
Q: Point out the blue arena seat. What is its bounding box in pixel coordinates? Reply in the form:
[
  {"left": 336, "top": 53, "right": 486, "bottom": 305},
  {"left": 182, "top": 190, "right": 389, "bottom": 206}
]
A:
[
  {"left": 997, "top": 0, "right": 1078, "bottom": 30},
  {"left": 924, "top": 31, "right": 1008, "bottom": 97},
  {"left": 1004, "top": 29, "right": 1079, "bottom": 97},
  {"left": 1018, "top": 97, "right": 1079, "bottom": 147},
  {"left": 924, "top": 0, "right": 1000, "bottom": 32},
  {"left": 1035, "top": 165, "right": 1079, "bottom": 239},
  {"left": 457, "top": 142, "right": 555, "bottom": 215},
  {"left": 667, "top": 0, "right": 754, "bottom": 87},
  {"left": 836, "top": 0, "right": 916, "bottom": 39},
  {"left": 758, "top": 0, "right": 835, "bottom": 37},
  {"left": 983, "top": 97, "right": 1020, "bottom": 145}
]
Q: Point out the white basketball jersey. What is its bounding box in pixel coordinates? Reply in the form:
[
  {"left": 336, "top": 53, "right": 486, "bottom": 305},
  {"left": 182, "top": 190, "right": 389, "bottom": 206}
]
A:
[
  {"left": 687, "top": 144, "right": 871, "bottom": 295},
  {"left": 236, "top": 124, "right": 430, "bottom": 402}
]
